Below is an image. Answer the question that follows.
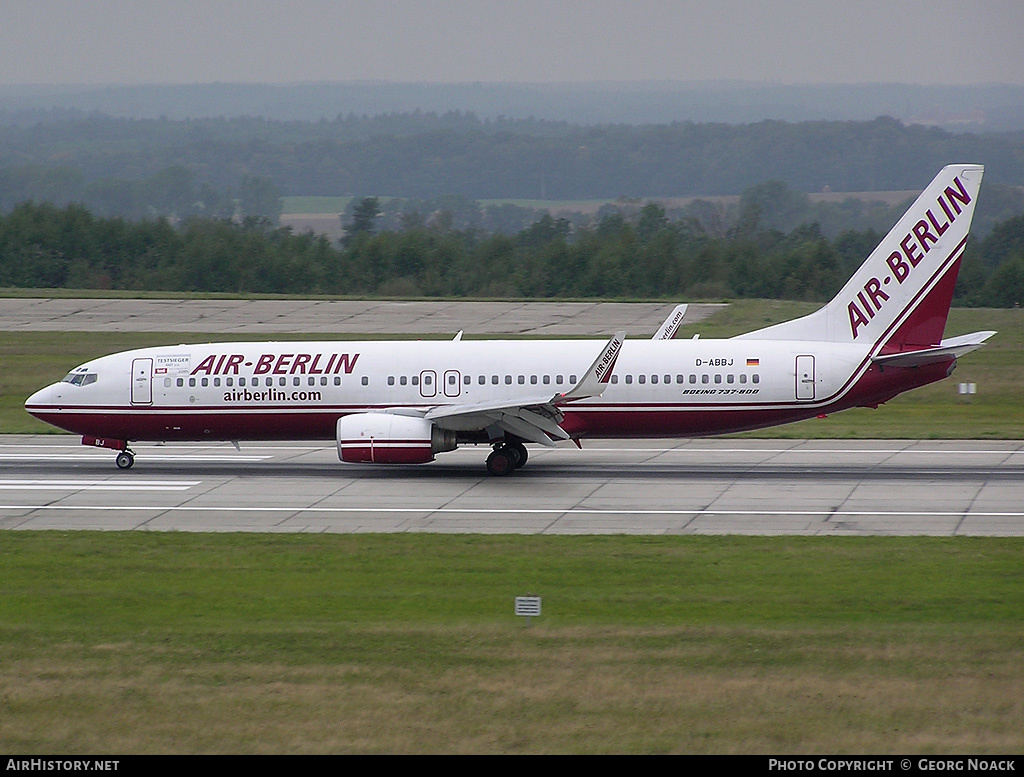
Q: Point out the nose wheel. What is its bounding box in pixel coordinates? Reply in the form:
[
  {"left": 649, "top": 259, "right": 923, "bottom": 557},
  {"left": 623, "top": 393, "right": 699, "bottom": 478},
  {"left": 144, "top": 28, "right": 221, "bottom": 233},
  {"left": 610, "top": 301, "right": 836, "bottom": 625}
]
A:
[{"left": 115, "top": 450, "right": 135, "bottom": 469}]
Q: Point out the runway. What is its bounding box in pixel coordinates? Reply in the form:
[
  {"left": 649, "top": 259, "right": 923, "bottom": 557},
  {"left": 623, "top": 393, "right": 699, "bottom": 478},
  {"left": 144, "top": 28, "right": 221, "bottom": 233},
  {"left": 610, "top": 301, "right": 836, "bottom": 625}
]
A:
[{"left": 2, "top": 435, "right": 1023, "bottom": 536}]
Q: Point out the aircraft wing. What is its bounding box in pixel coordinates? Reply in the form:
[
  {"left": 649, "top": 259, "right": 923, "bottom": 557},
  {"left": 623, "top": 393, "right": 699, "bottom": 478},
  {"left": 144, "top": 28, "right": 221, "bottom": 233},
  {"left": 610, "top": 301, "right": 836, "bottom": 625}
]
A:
[
  {"left": 423, "top": 331, "right": 625, "bottom": 446},
  {"left": 871, "top": 331, "right": 996, "bottom": 368}
]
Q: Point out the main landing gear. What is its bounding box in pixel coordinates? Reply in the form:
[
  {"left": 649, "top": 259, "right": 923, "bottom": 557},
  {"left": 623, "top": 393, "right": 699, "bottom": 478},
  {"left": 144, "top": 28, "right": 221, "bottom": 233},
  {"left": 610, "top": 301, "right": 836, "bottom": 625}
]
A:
[
  {"left": 485, "top": 440, "right": 528, "bottom": 476},
  {"left": 115, "top": 450, "right": 135, "bottom": 469}
]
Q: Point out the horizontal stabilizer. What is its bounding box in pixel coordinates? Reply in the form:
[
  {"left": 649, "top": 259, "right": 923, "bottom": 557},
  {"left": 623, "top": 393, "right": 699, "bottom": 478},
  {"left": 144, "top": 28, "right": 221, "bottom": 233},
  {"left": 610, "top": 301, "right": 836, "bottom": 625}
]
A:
[{"left": 871, "top": 331, "right": 996, "bottom": 368}]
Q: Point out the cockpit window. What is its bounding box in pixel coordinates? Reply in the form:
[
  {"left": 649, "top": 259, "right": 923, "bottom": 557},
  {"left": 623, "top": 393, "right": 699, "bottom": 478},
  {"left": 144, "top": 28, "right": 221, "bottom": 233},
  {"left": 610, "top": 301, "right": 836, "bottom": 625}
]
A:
[{"left": 61, "top": 372, "right": 98, "bottom": 387}]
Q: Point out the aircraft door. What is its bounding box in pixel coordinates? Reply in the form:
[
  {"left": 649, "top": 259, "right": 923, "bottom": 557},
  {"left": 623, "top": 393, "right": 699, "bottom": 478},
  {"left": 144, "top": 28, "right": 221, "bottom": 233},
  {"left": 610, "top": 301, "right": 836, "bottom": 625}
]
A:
[
  {"left": 131, "top": 358, "right": 153, "bottom": 405},
  {"left": 419, "top": 370, "right": 437, "bottom": 398},
  {"left": 795, "top": 355, "right": 815, "bottom": 400},
  {"left": 443, "top": 370, "right": 461, "bottom": 398}
]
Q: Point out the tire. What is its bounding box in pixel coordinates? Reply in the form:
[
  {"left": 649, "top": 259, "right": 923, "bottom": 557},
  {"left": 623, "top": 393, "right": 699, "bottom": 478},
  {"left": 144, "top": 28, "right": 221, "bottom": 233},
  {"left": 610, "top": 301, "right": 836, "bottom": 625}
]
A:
[
  {"left": 486, "top": 449, "right": 514, "bottom": 476},
  {"left": 115, "top": 452, "right": 134, "bottom": 469},
  {"left": 506, "top": 441, "right": 528, "bottom": 469}
]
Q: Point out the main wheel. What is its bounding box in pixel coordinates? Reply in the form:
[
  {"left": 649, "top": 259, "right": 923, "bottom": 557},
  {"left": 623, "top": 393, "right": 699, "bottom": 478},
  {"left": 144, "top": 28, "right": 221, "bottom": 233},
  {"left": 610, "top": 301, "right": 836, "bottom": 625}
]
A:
[
  {"left": 486, "top": 448, "right": 514, "bottom": 476},
  {"left": 505, "top": 441, "right": 528, "bottom": 469},
  {"left": 115, "top": 451, "right": 135, "bottom": 469}
]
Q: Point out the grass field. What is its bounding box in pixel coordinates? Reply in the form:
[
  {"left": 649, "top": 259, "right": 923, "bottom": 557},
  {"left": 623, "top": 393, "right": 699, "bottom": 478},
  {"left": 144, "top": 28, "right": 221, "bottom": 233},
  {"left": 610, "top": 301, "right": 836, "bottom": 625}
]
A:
[
  {"left": 4, "top": 302, "right": 1022, "bottom": 437},
  {"left": 2, "top": 533, "right": 1023, "bottom": 754}
]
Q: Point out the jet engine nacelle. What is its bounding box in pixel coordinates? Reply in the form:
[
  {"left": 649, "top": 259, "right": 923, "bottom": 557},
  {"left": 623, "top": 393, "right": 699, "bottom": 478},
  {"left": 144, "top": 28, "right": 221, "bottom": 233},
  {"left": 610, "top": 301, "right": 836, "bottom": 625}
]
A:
[{"left": 336, "top": 413, "right": 457, "bottom": 464}]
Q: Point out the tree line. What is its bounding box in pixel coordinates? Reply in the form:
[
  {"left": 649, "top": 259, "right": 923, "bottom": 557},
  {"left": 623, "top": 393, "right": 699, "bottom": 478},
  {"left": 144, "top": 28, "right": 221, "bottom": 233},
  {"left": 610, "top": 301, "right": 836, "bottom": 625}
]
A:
[{"left": 2, "top": 199, "right": 1022, "bottom": 307}]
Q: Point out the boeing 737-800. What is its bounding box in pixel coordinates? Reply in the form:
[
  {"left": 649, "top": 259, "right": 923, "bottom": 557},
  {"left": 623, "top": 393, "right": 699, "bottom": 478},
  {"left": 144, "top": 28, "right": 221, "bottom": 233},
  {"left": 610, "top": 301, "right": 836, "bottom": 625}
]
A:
[{"left": 25, "top": 165, "right": 993, "bottom": 475}]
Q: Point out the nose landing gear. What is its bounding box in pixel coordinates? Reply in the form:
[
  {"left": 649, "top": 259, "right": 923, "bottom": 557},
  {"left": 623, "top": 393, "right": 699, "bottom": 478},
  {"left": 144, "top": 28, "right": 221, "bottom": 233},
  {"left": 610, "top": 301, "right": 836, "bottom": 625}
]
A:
[{"left": 81, "top": 436, "right": 135, "bottom": 469}]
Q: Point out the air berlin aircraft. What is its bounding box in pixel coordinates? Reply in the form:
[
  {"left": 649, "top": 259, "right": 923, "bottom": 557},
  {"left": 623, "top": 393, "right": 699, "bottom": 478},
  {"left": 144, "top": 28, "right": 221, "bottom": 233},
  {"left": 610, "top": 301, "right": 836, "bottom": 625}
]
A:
[{"left": 26, "top": 165, "right": 993, "bottom": 475}]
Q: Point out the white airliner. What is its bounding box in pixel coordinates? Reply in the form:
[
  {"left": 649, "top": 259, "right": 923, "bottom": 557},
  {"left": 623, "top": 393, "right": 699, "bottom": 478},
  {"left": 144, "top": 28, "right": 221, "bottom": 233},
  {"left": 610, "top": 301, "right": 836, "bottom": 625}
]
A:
[{"left": 26, "top": 165, "right": 994, "bottom": 475}]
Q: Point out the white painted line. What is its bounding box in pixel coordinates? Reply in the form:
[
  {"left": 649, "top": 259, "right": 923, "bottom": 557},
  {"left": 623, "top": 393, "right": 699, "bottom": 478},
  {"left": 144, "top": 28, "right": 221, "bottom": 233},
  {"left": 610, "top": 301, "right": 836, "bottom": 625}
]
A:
[
  {"left": 1, "top": 505, "right": 1023, "bottom": 517},
  {"left": 0, "top": 455, "right": 269, "bottom": 462},
  {"left": 0, "top": 444, "right": 327, "bottom": 452},
  {"left": 0, "top": 480, "right": 200, "bottom": 491}
]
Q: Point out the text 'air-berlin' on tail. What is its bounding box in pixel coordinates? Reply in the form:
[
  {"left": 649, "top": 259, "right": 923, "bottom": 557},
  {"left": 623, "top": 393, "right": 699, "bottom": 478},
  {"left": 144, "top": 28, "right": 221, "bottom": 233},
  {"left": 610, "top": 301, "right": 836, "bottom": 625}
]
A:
[{"left": 25, "top": 165, "right": 994, "bottom": 475}]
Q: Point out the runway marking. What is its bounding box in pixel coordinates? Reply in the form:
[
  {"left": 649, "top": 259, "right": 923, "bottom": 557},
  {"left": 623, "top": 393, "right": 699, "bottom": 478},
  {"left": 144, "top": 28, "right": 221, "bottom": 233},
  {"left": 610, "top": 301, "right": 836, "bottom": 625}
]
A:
[
  {"left": 1, "top": 504, "right": 1023, "bottom": 517},
  {"left": 0, "top": 480, "right": 200, "bottom": 491},
  {"left": 0, "top": 455, "right": 269, "bottom": 462}
]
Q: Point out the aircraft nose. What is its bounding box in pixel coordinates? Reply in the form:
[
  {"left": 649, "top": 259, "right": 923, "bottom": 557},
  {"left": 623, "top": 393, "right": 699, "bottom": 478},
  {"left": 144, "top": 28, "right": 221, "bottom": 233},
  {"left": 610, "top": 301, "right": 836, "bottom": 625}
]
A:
[{"left": 25, "top": 383, "right": 58, "bottom": 413}]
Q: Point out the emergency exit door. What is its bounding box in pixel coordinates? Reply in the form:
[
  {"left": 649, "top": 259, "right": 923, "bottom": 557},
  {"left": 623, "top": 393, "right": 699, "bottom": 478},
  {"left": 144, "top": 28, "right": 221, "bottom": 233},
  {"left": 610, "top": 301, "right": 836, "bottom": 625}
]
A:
[
  {"left": 795, "top": 355, "right": 815, "bottom": 400},
  {"left": 131, "top": 358, "right": 153, "bottom": 405}
]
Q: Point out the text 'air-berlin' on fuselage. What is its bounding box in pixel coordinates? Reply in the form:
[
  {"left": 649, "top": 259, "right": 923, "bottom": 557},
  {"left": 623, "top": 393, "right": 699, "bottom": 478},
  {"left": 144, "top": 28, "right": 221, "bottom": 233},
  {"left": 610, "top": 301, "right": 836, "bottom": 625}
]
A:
[{"left": 190, "top": 352, "right": 360, "bottom": 376}]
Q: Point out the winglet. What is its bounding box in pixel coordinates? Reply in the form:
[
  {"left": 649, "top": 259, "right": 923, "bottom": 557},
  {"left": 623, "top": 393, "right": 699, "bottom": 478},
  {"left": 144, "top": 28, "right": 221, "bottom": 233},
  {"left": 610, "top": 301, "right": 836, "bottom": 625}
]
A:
[
  {"left": 558, "top": 331, "right": 625, "bottom": 402},
  {"left": 652, "top": 304, "right": 688, "bottom": 340}
]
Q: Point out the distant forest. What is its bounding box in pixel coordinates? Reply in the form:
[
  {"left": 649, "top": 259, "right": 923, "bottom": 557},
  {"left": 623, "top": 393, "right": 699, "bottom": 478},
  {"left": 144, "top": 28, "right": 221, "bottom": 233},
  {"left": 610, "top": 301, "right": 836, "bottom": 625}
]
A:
[
  {"left": 1, "top": 112, "right": 1024, "bottom": 205},
  {"left": 1, "top": 199, "right": 1022, "bottom": 307},
  {"left": 1, "top": 111, "right": 1024, "bottom": 306}
]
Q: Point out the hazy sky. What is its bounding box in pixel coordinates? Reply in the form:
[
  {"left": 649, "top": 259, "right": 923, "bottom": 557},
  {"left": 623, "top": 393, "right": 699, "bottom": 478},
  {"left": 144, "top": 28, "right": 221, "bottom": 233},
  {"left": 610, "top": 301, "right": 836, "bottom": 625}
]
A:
[{"left": 2, "top": 0, "right": 1022, "bottom": 86}]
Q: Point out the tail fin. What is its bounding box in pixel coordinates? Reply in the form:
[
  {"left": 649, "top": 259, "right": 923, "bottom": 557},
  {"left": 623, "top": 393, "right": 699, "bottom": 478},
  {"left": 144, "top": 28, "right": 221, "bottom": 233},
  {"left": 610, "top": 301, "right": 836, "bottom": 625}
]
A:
[{"left": 737, "top": 164, "right": 984, "bottom": 350}]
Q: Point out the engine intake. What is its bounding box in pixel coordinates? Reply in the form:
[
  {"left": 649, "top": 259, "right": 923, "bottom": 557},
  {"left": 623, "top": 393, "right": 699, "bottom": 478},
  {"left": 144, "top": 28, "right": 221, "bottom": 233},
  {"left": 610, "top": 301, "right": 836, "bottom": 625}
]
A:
[{"left": 337, "top": 413, "right": 457, "bottom": 464}]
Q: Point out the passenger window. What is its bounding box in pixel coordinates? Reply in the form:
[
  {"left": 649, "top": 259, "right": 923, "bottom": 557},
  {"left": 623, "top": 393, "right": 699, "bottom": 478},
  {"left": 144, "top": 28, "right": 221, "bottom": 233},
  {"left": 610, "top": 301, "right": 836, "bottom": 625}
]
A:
[
  {"left": 530, "top": 375, "right": 537, "bottom": 384},
  {"left": 361, "top": 377, "right": 369, "bottom": 386},
  {"left": 701, "top": 375, "right": 709, "bottom": 384},
  {"left": 412, "top": 376, "right": 419, "bottom": 385},
  {"left": 651, "top": 375, "right": 658, "bottom": 384},
  {"left": 214, "top": 378, "right": 221, "bottom": 387},
  {"left": 505, "top": 375, "right": 512, "bottom": 385},
  {"left": 714, "top": 374, "right": 722, "bottom": 384},
  {"left": 225, "top": 378, "right": 233, "bottom": 387},
  {"left": 387, "top": 376, "right": 395, "bottom": 386},
  {"left": 638, "top": 375, "right": 646, "bottom": 384},
  {"left": 727, "top": 374, "right": 734, "bottom": 384},
  {"left": 556, "top": 375, "right": 564, "bottom": 384},
  {"left": 334, "top": 377, "right": 341, "bottom": 386},
  {"left": 739, "top": 374, "right": 747, "bottom": 384},
  {"left": 752, "top": 374, "right": 760, "bottom": 384},
  {"left": 517, "top": 375, "right": 525, "bottom": 385},
  {"left": 202, "top": 378, "right": 209, "bottom": 387},
  {"left": 478, "top": 376, "right": 485, "bottom": 385},
  {"left": 189, "top": 378, "right": 196, "bottom": 387},
  {"left": 569, "top": 375, "right": 577, "bottom": 384},
  {"left": 491, "top": 375, "right": 499, "bottom": 384},
  {"left": 611, "top": 375, "right": 619, "bottom": 384},
  {"left": 164, "top": 378, "right": 172, "bottom": 388},
  {"left": 543, "top": 375, "right": 550, "bottom": 385},
  {"left": 176, "top": 378, "right": 184, "bottom": 387},
  {"left": 400, "top": 376, "right": 407, "bottom": 385},
  {"left": 676, "top": 375, "right": 684, "bottom": 384},
  {"left": 625, "top": 375, "right": 633, "bottom": 384}
]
